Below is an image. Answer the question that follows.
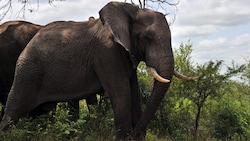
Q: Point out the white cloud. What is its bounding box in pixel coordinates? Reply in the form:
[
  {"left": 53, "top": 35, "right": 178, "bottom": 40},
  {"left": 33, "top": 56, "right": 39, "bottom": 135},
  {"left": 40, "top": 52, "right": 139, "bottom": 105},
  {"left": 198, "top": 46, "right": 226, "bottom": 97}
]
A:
[
  {"left": 171, "top": 25, "right": 219, "bottom": 37},
  {"left": 192, "top": 33, "right": 250, "bottom": 65},
  {"left": 170, "top": 0, "right": 250, "bottom": 39},
  {"left": 170, "top": 0, "right": 250, "bottom": 67},
  {"left": 197, "top": 37, "right": 227, "bottom": 49},
  {"left": 176, "top": 0, "right": 250, "bottom": 26},
  {"left": 24, "top": 0, "right": 111, "bottom": 24},
  {"left": 1, "top": 0, "right": 114, "bottom": 24},
  {"left": 232, "top": 34, "right": 250, "bottom": 47}
]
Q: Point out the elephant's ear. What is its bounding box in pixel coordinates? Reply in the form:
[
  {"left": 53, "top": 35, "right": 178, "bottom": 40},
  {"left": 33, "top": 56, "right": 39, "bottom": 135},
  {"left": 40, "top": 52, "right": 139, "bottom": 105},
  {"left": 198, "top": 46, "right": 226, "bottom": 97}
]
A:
[{"left": 99, "top": 2, "right": 139, "bottom": 56}]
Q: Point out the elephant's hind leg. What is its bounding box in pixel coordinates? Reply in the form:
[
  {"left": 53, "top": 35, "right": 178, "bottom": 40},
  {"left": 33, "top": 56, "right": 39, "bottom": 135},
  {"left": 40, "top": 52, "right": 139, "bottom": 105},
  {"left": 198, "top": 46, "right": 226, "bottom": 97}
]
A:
[
  {"left": 0, "top": 114, "right": 12, "bottom": 130},
  {"left": 0, "top": 62, "right": 44, "bottom": 130}
]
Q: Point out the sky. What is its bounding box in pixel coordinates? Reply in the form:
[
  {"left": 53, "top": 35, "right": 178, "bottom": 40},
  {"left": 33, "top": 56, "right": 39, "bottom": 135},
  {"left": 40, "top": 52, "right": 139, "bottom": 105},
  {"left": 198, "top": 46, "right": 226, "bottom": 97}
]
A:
[{"left": 1, "top": 0, "right": 250, "bottom": 69}]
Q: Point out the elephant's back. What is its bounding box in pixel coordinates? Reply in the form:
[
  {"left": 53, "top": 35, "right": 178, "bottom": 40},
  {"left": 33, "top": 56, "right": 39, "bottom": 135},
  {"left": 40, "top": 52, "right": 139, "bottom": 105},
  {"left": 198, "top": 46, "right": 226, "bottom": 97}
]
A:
[
  {"left": 25, "top": 20, "right": 103, "bottom": 55},
  {"left": 0, "top": 21, "right": 22, "bottom": 34}
]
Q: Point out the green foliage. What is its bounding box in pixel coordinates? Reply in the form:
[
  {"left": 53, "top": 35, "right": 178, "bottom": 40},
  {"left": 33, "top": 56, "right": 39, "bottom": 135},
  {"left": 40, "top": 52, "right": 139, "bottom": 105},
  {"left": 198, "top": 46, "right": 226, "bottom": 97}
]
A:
[
  {"left": 212, "top": 81, "right": 250, "bottom": 140},
  {"left": 174, "top": 41, "right": 195, "bottom": 75},
  {"left": 214, "top": 107, "right": 245, "bottom": 140},
  {"left": 242, "top": 59, "right": 250, "bottom": 85},
  {"left": 137, "top": 62, "right": 154, "bottom": 107},
  {"left": 0, "top": 99, "right": 116, "bottom": 141}
]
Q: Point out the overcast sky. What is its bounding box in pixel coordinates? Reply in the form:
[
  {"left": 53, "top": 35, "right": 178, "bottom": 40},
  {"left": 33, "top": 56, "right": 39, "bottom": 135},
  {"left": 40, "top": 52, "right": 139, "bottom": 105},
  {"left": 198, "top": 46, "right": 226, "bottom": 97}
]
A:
[{"left": 1, "top": 0, "right": 250, "bottom": 68}]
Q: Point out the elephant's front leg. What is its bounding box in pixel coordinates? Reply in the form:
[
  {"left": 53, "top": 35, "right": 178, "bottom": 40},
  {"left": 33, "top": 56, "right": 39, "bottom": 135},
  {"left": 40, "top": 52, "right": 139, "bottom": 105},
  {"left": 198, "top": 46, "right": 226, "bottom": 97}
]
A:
[
  {"left": 96, "top": 69, "right": 132, "bottom": 139},
  {"left": 113, "top": 95, "right": 132, "bottom": 139},
  {"left": 105, "top": 79, "right": 132, "bottom": 139}
]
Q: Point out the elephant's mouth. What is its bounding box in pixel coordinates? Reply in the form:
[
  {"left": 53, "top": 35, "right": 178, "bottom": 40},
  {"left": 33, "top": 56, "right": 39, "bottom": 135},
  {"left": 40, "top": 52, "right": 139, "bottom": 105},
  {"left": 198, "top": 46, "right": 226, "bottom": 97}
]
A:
[{"left": 149, "top": 67, "right": 170, "bottom": 83}]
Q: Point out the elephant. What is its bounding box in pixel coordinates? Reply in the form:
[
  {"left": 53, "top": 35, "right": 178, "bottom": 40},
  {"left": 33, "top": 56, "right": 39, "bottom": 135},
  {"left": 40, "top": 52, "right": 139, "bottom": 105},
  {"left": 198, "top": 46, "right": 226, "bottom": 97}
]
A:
[
  {"left": 0, "top": 21, "right": 44, "bottom": 119},
  {"left": 0, "top": 20, "right": 96, "bottom": 121},
  {"left": 0, "top": 1, "right": 195, "bottom": 140}
]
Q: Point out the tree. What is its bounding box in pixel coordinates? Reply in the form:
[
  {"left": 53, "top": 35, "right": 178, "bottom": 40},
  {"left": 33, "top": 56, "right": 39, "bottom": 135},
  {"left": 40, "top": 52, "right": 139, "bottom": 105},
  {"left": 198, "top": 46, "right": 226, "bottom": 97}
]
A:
[
  {"left": 174, "top": 42, "right": 245, "bottom": 139},
  {"left": 242, "top": 59, "right": 250, "bottom": 85}
]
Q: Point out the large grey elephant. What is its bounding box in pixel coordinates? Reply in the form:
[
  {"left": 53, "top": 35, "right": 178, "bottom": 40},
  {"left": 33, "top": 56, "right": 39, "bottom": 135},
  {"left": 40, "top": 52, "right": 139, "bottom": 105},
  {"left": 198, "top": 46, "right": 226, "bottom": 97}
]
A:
[
  {"left": 0, "top": 21, "right": 44, "bottom": 118},
  {"left": 0, "top": 20, "right": 88, "bottom": 121},
  {"left": 0, "top": 1, "right": 192, "bottom": 139}
]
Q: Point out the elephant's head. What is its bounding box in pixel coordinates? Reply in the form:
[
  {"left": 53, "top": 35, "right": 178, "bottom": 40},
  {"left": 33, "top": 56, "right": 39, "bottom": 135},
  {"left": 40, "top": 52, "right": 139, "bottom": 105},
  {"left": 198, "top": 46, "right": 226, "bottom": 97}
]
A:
[{"left": 99, "top": 2, "right": 174, "bottom": 136}]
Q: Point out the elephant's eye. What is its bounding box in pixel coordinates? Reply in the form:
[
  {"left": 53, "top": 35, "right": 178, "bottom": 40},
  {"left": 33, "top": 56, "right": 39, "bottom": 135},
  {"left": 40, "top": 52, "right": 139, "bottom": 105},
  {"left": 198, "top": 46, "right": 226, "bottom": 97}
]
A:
[
  {"left": 145, "top": 35, "right": 153, "bottom": 42},
  {"left": 141, "top": 33, "right": 153, "bottom": 44}
]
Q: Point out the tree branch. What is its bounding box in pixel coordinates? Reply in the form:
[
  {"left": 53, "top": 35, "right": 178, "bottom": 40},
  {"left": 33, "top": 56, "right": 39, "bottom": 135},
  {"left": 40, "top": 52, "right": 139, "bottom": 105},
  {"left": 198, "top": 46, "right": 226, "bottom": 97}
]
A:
[
  {"left": 144, "top": 0, "right": 179, "bottom": 24},
  {"left": 0, "top": 0, "right": 63, "bottom": 21},
  {"left": 0, "top": 0, "right": 12, "bottom": 21}
]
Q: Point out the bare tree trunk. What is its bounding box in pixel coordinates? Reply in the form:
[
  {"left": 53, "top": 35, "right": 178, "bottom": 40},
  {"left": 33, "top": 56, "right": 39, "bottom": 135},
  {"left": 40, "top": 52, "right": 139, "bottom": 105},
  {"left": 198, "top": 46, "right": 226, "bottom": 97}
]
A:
[
  {"left": 193, "top": 104, "right": 202, "bottom": 139},
  {"left": 193, "top": 93, "right": 209, "bottom": 139}
]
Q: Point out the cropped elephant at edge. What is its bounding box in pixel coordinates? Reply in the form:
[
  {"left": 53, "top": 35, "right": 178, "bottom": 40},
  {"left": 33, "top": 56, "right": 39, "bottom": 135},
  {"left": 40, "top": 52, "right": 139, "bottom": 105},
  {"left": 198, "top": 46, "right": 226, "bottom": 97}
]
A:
[
  {"left": 0, "top": 21, "right": 46, "bottom": 119},
  {"left": 0, "top": 20, "right": 98, "bottom": 121},
  {"left": 0, "top": 2, "right": 196, "bottom": 140}
]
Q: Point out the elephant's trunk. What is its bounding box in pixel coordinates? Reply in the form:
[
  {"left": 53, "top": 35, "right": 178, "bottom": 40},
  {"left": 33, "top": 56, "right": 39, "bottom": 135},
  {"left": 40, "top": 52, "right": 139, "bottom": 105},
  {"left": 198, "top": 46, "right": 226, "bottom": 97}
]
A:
[{"left": 133, "top": 52, "right": 174, "bottom": 138}]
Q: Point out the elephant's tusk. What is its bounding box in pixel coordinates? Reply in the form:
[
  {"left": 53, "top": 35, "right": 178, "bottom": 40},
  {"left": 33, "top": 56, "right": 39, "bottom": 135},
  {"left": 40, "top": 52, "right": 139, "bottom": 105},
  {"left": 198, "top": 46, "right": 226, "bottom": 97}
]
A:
[
  {"left": 149, "top": 67, "right": 170, "bottom": 83},
  {"left": 174, "top": 70, "right": 198, "bottom": 80}
]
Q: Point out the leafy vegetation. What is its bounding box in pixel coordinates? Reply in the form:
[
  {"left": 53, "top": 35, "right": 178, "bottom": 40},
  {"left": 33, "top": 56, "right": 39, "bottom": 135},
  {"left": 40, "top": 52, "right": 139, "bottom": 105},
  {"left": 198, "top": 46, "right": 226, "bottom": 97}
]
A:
[{"left": 0, "top": 42, "right": 249, "bottom": 140}]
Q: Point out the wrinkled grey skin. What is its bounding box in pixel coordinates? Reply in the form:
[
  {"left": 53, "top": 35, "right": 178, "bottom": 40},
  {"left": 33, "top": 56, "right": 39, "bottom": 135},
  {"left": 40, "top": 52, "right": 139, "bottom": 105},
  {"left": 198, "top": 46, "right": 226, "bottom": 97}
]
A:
[
  {"left": 0, "top": 21, "right": 44, "bottom": 119},
  {"left": 0, "top": 21, "right": 85, "bottom": 121},
  {"left": 0, "top": 2, "right": 174, "bottom": 140}
]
